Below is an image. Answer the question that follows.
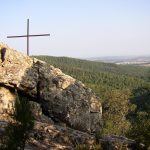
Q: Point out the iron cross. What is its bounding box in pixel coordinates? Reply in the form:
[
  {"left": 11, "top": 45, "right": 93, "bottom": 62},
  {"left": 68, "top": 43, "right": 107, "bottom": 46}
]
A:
[{"left": 7, "top": 19, "right": 50, "bottom": 56}]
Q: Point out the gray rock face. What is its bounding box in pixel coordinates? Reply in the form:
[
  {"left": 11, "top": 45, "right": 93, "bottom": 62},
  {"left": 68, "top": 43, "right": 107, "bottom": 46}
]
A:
[
  {"left": 99, "top": 135, "right": 137, "bottom": 150},
  {"left": 0, "top": 87, "right": 95, "bottom": 149},
  {"left": 26, "top": 121, "right": 95, "bottom": 150},
  {"left": 0, "top": 43, "right": 102, "bottom": 133}
]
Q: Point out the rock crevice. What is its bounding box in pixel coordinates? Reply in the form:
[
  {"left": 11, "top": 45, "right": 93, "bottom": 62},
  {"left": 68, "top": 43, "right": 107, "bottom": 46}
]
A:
[
  {"left": 0, "top": 43, "right": 139, "bottom": 149},
  {"left": 0, "top": 43, "right": 102, "bottom": 133}
]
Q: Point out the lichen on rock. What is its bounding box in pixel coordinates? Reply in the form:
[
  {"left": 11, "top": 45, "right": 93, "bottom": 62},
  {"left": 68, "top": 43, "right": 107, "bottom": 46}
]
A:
[{"left": 0, "top": 43, "right": 102, "bottom": 134}]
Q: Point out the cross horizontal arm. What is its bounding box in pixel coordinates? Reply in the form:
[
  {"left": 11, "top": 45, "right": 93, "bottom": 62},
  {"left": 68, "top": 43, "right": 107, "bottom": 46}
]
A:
[{"left": 7, "top": 34, "right": 50, "bottom": 38}]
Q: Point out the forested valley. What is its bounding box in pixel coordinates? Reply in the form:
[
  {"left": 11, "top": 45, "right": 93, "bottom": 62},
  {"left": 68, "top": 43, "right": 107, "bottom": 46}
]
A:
[{"left": 35, "top": 55, "right": 150, "bottom": 149}]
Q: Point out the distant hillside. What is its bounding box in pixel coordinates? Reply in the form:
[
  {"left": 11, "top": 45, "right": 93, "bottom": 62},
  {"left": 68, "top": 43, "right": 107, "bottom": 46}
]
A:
[
  {"left": 34, "top": 56, "right": 150, "bottom": 100},
  {"left": 87, "top": 56, "right": 150, "bottom": 65},
  {"left": 34, "top": 56, "right": 150, "bottom": 79}
]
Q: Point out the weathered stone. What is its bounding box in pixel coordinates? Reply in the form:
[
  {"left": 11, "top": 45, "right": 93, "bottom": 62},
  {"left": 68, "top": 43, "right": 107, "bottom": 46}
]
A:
[
  {"left": 0, "top": 43, "right": 141, "bottom": 149},
  {"left": 26, "top": 121, "right": 95, "bottom": 150},
  {"left": 0, "top": 87, "right": 16, "bottom": 114},
  {"left": 0, "top": 43, "right": 102, "bottom": 133},
  {"left": 99, "top": 135, "right": 137, "bottom": 150},
  {"left": 0, "top": 86, "right": 96, "bottom": 149}
]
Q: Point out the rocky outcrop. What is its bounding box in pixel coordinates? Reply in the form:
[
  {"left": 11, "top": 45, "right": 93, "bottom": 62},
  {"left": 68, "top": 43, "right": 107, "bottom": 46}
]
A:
[
  {"left": 0, "top": 43, "right": 102, "bottom": 133},
  {"left": 0, "top": 43, "right": 140, "bottom": 150},
  {"left": 0, "top": 87, "right": 95, "bottom": 150},
  {"left": 0, "top": 43, "right": 103, "bottom": 149},
  {"left": 99, "top": 135, "right": 137, "bottom": 150},
  {"left": 0, "top": 104, "right": 139, "bottom": 150}
]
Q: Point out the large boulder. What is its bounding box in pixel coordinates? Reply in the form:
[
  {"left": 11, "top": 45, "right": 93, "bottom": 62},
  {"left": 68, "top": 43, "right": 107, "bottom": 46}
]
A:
[
  {"left": 0, "top": 87, "right": 95, "bottom": 149},
  {"left": 0, "top": 43, "right": 102, "bottom": 133}
]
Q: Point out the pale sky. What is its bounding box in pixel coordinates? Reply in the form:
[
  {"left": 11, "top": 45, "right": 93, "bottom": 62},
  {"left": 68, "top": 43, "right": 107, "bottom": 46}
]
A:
[{"left": 1, "top": 0, "right": 150, "bottom": 57}]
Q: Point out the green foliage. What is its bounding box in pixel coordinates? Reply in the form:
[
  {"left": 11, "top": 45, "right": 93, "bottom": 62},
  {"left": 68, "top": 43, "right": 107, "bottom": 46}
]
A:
[
  {"left": 34, "top": 56, "right": 150, "bottom": 100},
  {"left": 14, "top": 94, "right": 34, "bottom": 128},
  {"left": 34, "top": 56, "right": 150, "bottom": 147},
  {"left": 1, "top": 93, "right": 34, "bottom": 150},
  {"left": 102, "top": 90, "right": 132, "bottom": 136},
  {"left": 75, "top": 144, "right": 102, "bottom": 150},
  {"left": 128, "top": 112, "right": 150, "bottom": 148},
  {"left": 34, "top": 56, "right": 150, "bottom": 81},
  {"left": 128, "top": 86, "right": 150, "bottom": 148},
  {"left": 75, "top": 144, "right": 88, "bottom": 150},
  {"left": 131, "top": 86, "right": 150, "bottom": 113}
]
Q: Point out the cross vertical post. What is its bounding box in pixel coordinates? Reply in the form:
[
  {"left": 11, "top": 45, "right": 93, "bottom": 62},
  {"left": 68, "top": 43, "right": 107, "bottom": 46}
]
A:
[
  {"left": 7, "top": 19, "right": 50, "bottom": 56},
  {"left": 27, "top": 19, "right": 29, "bottom": 56}
]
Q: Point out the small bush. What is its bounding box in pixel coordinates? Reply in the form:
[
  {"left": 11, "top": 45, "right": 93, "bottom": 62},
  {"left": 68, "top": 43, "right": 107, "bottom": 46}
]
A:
[
  {"left": 1, "top": 92, "right": 34, "bottom": 150},
  {"left": 75, "top": 144, "right": 103, "bottom": 150}
]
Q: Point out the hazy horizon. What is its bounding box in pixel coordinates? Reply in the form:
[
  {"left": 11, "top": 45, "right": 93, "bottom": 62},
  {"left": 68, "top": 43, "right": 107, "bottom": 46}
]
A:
[
  {"left": 32, "top": 53, "right": 150, "bottom": 59},
  {"left": 1, "top": 1, "right": 150, "bottom": 57}
]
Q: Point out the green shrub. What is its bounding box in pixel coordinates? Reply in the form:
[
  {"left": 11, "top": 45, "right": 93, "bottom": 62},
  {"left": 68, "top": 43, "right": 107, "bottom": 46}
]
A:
[
  {"left": 1, "top": 92, "right": 34, "bottom": 150},
  {"left": 75, "top": 144, "right": 103, "bottom": 150}
]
